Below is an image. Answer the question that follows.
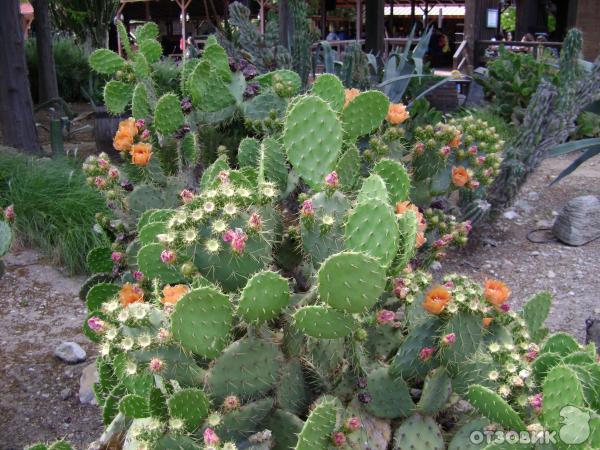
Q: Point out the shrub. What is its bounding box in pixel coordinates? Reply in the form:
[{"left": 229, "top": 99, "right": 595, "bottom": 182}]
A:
[
  {"left": 25, "top": 35, "right": 91, "bottom": 103},
  {"left": 0, "top": 153, "right": 108, "bottom": 274}
]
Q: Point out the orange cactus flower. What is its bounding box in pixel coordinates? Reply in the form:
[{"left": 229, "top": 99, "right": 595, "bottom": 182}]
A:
[
  {"left": 386, "top": 103, "right": 409, "bottom": 125},
  {"left": 415, "top": 231, "right": 427, "bottom": 248},
  {"left": 484, "top": 279, "right": 511, "bottom": 306},
  {"left": 161, "top": 284, "right": 190, "bottom": 305},
  {"left": 449, "top": 131, "right": 462, "bottom": 148},
  {"left": 482, "top": 317, "right": 493, "bottom": 327},
  {"left": 422, "top": 286, "right": 452, "bottom": 314},
  {"left": 119, "top": 282, "right": 144, "bottom": 307},
  {"left": 131, "top": 143, "right": 152, "bottom": 166},
  {"left": 344, "top": 88, "right": 360, "bottom": 108},
  {"left": 113, "top": 118, "right": 138, "bottom": 152},
  {"left": 451, "top": 166, "right": 470, "bottom": 187}
]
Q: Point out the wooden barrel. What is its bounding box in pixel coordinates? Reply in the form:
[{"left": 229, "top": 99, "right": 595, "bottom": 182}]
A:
[{"left": 93, "top": 105, "right": 125, "bottom": 156}]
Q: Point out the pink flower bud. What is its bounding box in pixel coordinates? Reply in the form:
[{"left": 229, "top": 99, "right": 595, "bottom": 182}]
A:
[
  {"left": 231, "top": 229, "right": 248, "bottom": 254},
  {"left": 419, "top": 347, "right": 435, "bottom": 361},
  {"left": 222, "top": 229, "right": 236, "bottom": 243},
  {"left": 469, "top": 180, "right": 481, "bottom": 189},
  {"left": 529, "top": 393, "right": 543, "bottom": 412},
  {"left": 94, "top": 176, "right": 106, "bottom": 189},
  {"left": 149, "top": 357, "right": 165, "bottom": 373},
  {"left": 222, "top": 395, "right": 241, "bottom": 411},
  {"left": 345, "top": 416, "right": 361, "bottom": 432},
  {"left": 87, "top": 316, "right": 106, "bottom": 332},
  {"left": 468, "top": 145, "right": 478, "bottom": 155},
  {"left": 141, "top": 129, "right": 151, "bottom": 140},
  {"left": 443, "top": 280, "right": 454, "bottom": 289},
  {"left": 180, "top": 188, "right": 194, "bottom": 204},
  {"left": 132, "top": 270, "right": 144, "bottom": 281},
  {"left": 500, "top": 303, "right": 510, "bottom": 312},
  {"left": 4, "top": 204, "right": 15, "bottom": 221},
  {"left": 442, "top": 333, "right": 456, "bottom": 345},
  {"left": 325, "top": 171, "right": 339, "bottom": 188},
  {"left": 376, "top": 310, "right": 396, "bottom": 324},
  {"left": 300, "top": 200, "right": 314, "bottom": 217},
  {"left": 439, "top": 145, "right": 451, "bottom": 157},
  {"left": 160, "top": 249, "right": 176, "bottom": 264},
  {"left": 248, "top": 213, "right": 262, "bottom": 231},
  {"left": 135, "top": 119, "right": 145, "bottom": 129},
  {"left": 98, "top": 158, "right": 108, "bottom": 168},
  {"left": 218, "top": 170, "right": 230, "bottom": 185},
  {"left": 414, "top": 142, "right": 425, "bottom": 154},
  {"left": 332, "top": 432, "right": 346, "bottom": 447},
  {"left": 476, "top": 156, "right": 486, "bottom": 165},
  {"left": 111, "top": 251, "right": 123, "bottom": 263},
  {"left": 434, "top": 239, "right": 446, "bottom": 248},
  {"left": 203, "top": 428, "right": 220, "bottom": 446},
  {"left": 463, "top": 220, "right": 473, "bottom": 233},
  {"left": 525, "top": 349, "right": 538, "bottom": 362},
  {"left": 108, "top": 167, "right": 119, "bottom": 179}
]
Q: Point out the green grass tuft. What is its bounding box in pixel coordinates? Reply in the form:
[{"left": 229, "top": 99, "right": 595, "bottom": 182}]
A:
[{"left": 0, "top": 152, "right": 109, "bottom": 274}]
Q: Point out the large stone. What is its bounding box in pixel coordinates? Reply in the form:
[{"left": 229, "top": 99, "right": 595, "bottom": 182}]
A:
[
  {"left": 553, "top": 195, "right": 600, "bottom": 246},
  {"left": 79, "top": 362, "right": 99, "bottom": 405},
  {"left": 54, "top": 341, "right": 86, "bottom": 364}
]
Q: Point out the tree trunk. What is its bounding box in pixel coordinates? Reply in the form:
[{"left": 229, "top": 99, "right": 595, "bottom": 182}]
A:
[
  {"left": 32, "top": 0, "right": 59, "bottom": 103},
  {"left": 0, "top": 0, "right": 40, "bottom": 153}
]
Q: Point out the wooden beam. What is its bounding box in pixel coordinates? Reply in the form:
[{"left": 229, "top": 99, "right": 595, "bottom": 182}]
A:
[
  {"left": 356, "top": 0, "right": 361, "bottom": 39},
  {"left": 365, "top": 0, "right": 384, "bottom": 55}
]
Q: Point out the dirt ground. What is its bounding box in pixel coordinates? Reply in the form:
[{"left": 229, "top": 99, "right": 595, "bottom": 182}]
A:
[{"left": 0, "top": 152, "right": 597, "bottom": 449}]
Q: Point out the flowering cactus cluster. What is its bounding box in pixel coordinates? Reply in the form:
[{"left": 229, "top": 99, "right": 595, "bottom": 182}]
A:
[{"left": 74, "top": 22, "right": 600, "bottom": 450}]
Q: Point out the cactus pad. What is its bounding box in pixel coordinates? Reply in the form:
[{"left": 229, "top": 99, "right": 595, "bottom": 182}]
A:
[
  {"left": 259, "top": 137, "right": 288, "bottom": 191},
  {"left": 138, "top": 221, "right": 167, "bottom": 246},
  {"left": 311, "top": 74, "right": 345, "bottom": 111},
  {"left": 188, "top": 61, "right": 236, "bottom": 112},
  {"left": 137, "top": 243, "right": 183, "bottom": 284},
  {"left": 363, "top": 366, "right": 414, "bottom": 419},
  {"left": 357, "top": 174, "right": 389, "bottom": 204},
  {"left": 317, "top": 251, "right": 386, "bottom": 313},
  {"left": 345, "top": 199, "right": 400, "bottom": 268},
  {"left": 393, "top": 210, "right": 418, "bottom": 273},
  {"left": 131, "top": 83, "right": 150, "bottom": 120},
  {"left": 104, "top": 80, "right": 133, "bottom": 115},
  {"left": 467, "top": 385, "right": 526, "bottom": 431},
  {"left": 206, "top": 338, "right": 282, "bottom": 402},
  {"left": 283, "top": 95, "right": 342, "bottom": 189},
  {"left": 86, "top": 282, "right": 120, "bottom": 311},
  {"left": 373, "top": 159, "right": 411, "bottom": 204},
  {"left": 202, "top": 41, "right": 232, "bottom": 82},
  {"left": 335, "top": 145, "right": 360, "bottom": 191},
  {"left": 138, "top": 39, "right": 162, "bottom": 64},
  {"left": 392, "top": 414, "right": 444, "bottom": 450},
  {"left": 89, "top": 49, "right": 125, "bottom": 75},
  {"left": 417, "top": 368, "right": 451, "bottom": 416},
  {"left": 171, "top": 287, "right": 233, "bottom": 358},
  {"left": 541, "top": 365, "right": 585, "bottom": 433},
  {"left": 439, "top": 311, "right": 484, "bottom": 367},
  {"left": 87, "top": 246, "right": 114, "bottom": 273},
  {"left": 154, "top": 93, "right": 185, "bottom": 135},
  {"left": 127, "top": 185, "right": 167, "bottom": 219},
  {"left": 167, "top": 388, "right": 210, "bottom": 431},
  {"left": 540, "top": 332, "right": 580, "bottom": 356},
  {"left": 118, "top": 394, "right": 149, "bottom": 418},
  {"left": 276, "top": 359, "right": 310, "bottom": 416},
  {"left": 238, "top": 137, "right": 260, "bottom": 168},
  {"left": 295, "top": 399, "right": 338, "bottom": 450},
  {"left": 448, "top": 417, "right": 490, "bottom": 450},
  {"left": 217, "top": 397, "right": 275, "bottom": 442},
  {"left": 237, "top": 271, "right": 290, "bottom": 323},
  {"left": 342, "top": 91, "right": 389, "bottom": 139},
  {"left": 293, "top": 305, "right": 356, "bottom": 339},
  {"left": 262, "top": 409, "right": 305, "bottom": 450}
]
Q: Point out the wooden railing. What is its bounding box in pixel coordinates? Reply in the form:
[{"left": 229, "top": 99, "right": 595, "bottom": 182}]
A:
[
  {"left": 453, "top": 39, "right": 468, "bottom": 70},
  {"left": 310, "top": 37, "right": 421, "bottom": 61},
  {"left": 477, "top": 40, "right": 563, "bottom": 60}
]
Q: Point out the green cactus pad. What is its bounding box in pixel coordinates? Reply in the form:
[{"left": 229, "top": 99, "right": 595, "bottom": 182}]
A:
[
  {"left": 102, "top": 382, "right": 125, "bottom": 425},
  {"left": 87, "top": 246, "right": 114, "bottom": 273},
  {"left": 259, "top": 137, "right": 288, "bottom": 191},
  {"left": 104, "top": 80, "right": 133, "bottom": 115},
  {"left": 199, "top": 155, "right": 229, "bottom": 190},
  {"left": 417, "top": 368, "right": 451, "bottom": 416},
  {"left": 137, "top": 243, "right": 183, "bottom": 284},
  {"left": 171, "top": 287, "right": 232, "bottom": 358},
  {"left": 522, "top": 292, "right": 552, "bottom": 337},
  {"left": 202, "top": 41, "right": 232, "bottom": 82},
  {"left": 389, "top": 317, "right": 442, "bottom": 380},
  {"left": 86, "top": 282, "right": 120, "bottom": 311},
  {"left": 127, "top": 185, "right": 167, "bottom": 219},
  {"left": 217, "top": 397, "right": 275, "bottom": 442},
  {"left": 357, "top": 174, "right": 389, "bottom": 204},
  {"left": 256, "top": 69, "right": 302, "bottom": 97},
  {"left": 293, "top": 305, "right": 356, "bottom": 339},
  {"left": 365, "top": 324, "right": 404, "bottom": 360},
  {"left": 262, "top": 409, "right": 305, "bottom": 450},
  {"left": 373, "top": 159, "right": 411, "bottom": 204},
  {"left": 238, "top": 137, "right": 260, "bottom": 168},
  {"left": 206, "top": 337, "right": 282, "bottom": 402},
  {"left": 335, "top": 145, "right": 360, "bottom": 191},
  {"left": 131, "top": 52, "right": 150, "bottom": 78},
  {"left": 283, "top": 95, "right": 342, "bottom": 189},
  {"left": 118, "top": 394, "right": 149, "bottom": 418},
  {"left": 167, "top": 388, "right": 210, "bottom": 431},
  {"left": 138, "top": 38, "right": 162, "bottom": 64},
  {"left": 363, "top": 366, "right": 414, "bottom": 419},
  {"left": 181, "top": 131, "right": 199, "bottom": 163},
  {"left": 393, "top": 210, "right": 418, "bottom": 273},
  {"left": 311, "top": 74, "right": 345, "bottom": 111},
  {"left": 89, "top": 49, "right": 125, "bottom": 75},
  {"left": 467, "top": 385, "right": 526, "bottom": 431},
  {"left": 131, "top": 83, "right": 150, "bottom": 120},
  {"left": 342, "top": 90, "right": 389, "bottom": 139},
  {"left": 130, "top": 346, "right": 205, "bottom": 386},
  {"left": 188, "top": 61, "right": 236, "bottom": 112},
  {"left": 237, "top": 270, "right": 290, "bottom": 323},
  {"left": 154, "top": 435, "right": 200, "bottom": 450},
  {"left": 276, "top": 359, "right": 310, "bottom": 416},
  {"left": 532, "top": 351, "right": 562, "bottom": 383},
  {"left": 317, "top": 251, "right": 386, "bottom": 313},
  {"left": 0, "top": 221, "right": 12, "bottom": 257},
  {"left": 148, "top": 387, "right": 168, "bottom": 420},
  {"left": 345, "top": 199, "right": 400, "bottom": 268},
  {"left": 392, "top": 414, "right": 444, "bottom": 450},
  {"left": 135, "top": 22, "right": 159, "bottom": 42},
  {"left": 562, "top": 351, "right": 596, "bottom": 365},
  {"left": 79, "top": 272, "right": 115, "bottom": 302},
  {"left": 242, "top": 91, "right": 287, "bottom": 120},
  {"left": 541, "top": 365, "right": 585, "bottom": 433},
  {"left": 154, "top": 93, "right": 185, "bottom": 135},
  {"left": 540, "top": 332, "right": 580, "bottom": 356},
  {"left": 295, "top": 399, "right": 338, "bottom": 450},
  {"left": 439, "top": 311, "right": 484, "bottom": 367},
  {"left": 448, "top": 418, "right": 490, "bottom": 450},
  {"left": 138, "top": 221, "right": 167, "bottom": 246}
]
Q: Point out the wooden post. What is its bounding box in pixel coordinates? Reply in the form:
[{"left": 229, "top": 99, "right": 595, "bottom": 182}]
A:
[
  {"left": 365, "top": 0, "right": 384, "bottom": 55},
  {"left": 259, "top": 0, "right": 265, "bottom": 34},
  {"left": 464, "top": 0, "right": 476, "bottom": 73},
  {"left": 410, "top": 0, "right": 416, "bottom": 30},
  {"left": 176, "top": 0, "right": 192, "bottom": 56},
  {"left": 279, "top": 0, "right": 290, "bottom": 49},
  {"left": 355, "top": 0, "right": 361, "bottom": 40},
  {"left": 321, "top": 0, "right": 327, "bottom": 40},
  {"left": 116, "top": 2, "right": 125, "bottom": 56}
]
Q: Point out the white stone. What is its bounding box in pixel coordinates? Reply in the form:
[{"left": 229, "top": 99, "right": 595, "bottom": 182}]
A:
[{"left": 54, "top": 341, "right": 86, "bottom": 364}]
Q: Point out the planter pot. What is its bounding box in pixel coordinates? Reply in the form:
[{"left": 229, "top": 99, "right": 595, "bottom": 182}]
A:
[{"left": 93, "top": 105, "right": 126, "bottom": 157}]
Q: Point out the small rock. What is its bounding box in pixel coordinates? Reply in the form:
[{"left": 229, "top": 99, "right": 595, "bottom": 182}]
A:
[
  {"left": 536, "top": 219, "right": 554, "bottom": 228},
  {"left": 552, "top": 195, "right": 600, "bottom": 246},
  {"left": 502, "top": 210, "right": 520, "bottom": 220},
  {"left": 527, "top": 191, "right": 540, "bottom": 201},
  {"left": 547, "top": 270, "right": 556, "bottom": 279},
  {"left": 54, "top": 342, "right": 86, "bottom": 364},
  {"left": 60, "top": 388, "right": 71, "bottom": 400},
  {"left": 79, "top": 362, "right": 99, "bottom": 405},
  {"left": 430, "top": 261, "right": 442, "bottom": 271},
  {"left": 514, "top": 199, "right": 534, "bottom": 213}
]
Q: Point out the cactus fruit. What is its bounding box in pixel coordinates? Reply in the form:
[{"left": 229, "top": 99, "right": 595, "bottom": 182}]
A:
[
  {"left": 237, "top": 271, "right": 290, "bottom": 323},
  {"left": 363, "top": 366, "right": 414, "bottom": 419},
  {"left": 295, "top": 398, "right": 338, "bottom": 450},
  {"left": 467, "top": 385, "right": 526, "bottom": 431},
  {"left": 393, "top": 414, "right": 444, "bottom": 450}
]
